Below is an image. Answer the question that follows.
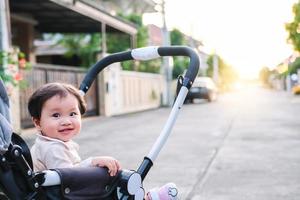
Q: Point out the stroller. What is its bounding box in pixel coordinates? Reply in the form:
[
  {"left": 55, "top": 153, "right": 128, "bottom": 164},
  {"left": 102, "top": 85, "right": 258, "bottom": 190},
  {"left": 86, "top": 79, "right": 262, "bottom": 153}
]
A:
[{"left": 0, "top": 46, "right": 199, "bottom": 200}]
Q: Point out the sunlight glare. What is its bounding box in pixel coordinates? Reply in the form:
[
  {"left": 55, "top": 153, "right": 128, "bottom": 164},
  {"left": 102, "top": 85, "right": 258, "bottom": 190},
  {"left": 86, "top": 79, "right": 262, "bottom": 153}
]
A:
[{"left": 143, "top": 0, "right": 298, "bottom": 79}]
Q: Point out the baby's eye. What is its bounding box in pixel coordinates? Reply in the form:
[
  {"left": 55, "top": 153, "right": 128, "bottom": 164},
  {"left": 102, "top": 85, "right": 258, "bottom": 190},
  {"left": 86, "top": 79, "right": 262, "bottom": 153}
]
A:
[
  {"left": 70, "top": 112, "right": 78, "bottom": 116},
  {"left": 52, "top": 113, "right": 60, "bottom": 118}
]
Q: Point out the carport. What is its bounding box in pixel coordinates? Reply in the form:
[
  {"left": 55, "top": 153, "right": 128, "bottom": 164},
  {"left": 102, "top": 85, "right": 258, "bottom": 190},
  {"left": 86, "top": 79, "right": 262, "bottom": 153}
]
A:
[{"left": 8, "top": 0, "right": 138, "bottom": 62}]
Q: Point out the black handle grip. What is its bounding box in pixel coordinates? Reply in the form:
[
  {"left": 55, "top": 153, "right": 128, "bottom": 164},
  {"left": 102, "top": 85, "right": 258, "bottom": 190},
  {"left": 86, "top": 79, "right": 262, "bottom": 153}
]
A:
[
  {"left": 158, "top": 46, "right": 199, "bottom": 88},
  {"left": 79, "top": 46, "right": 199, "bottom": 93},
  {"left": 79, "top": 51, "right": 133, "bottom": 93}
]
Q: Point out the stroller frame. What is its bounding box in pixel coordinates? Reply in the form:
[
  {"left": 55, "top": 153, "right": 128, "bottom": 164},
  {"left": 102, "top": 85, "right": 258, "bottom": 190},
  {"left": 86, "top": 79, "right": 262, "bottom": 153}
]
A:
[{"left": 0, "top": 46, "right": 199, "bottom": 200}]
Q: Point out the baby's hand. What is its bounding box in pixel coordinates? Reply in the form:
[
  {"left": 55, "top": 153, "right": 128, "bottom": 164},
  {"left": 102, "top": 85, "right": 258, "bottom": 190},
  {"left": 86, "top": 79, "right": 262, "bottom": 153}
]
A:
[{"left": 91, "top": 156, "right": 121, "bottom": 176}]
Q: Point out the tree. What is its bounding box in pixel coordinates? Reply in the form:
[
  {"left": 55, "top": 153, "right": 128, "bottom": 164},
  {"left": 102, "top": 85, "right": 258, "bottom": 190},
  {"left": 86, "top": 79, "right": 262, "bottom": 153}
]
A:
[
  {"left": 121, "top": 14, "right": 148, "bottom": 48},
  {"left": 259, "top": 66, "right": 271, "bottom": 85},
  {"left": 288, "top": 56, "right": 300, "bottom": 74},
  {"left": 206, "top": 54, "right": 238, "bottom": 90},
  {"left": 285, "top": 1, "right": 300, "bottom": 75},
  {"left": 115, "top": 13, "right": 162, "bottom": 73},
  {"left": 108, "top": 13, "right": 148, "bottom": 53},
  {"left": 286, "top": 1, "right": 300, "bottom": 52},
  {"left": 170, "top": 29, "right": 186, "bottom": 45},
  {"left": 170, "top": 29, "right": 189, "bottom": 79},
  {"left": 56, "top": 33, "right": 101, "bottom": 68},
  {"left": 54, "top": 13, "right": 152, "bottom": 71},
  {"left": 106, "top": 33, "right": 131, "bottom": 53}
]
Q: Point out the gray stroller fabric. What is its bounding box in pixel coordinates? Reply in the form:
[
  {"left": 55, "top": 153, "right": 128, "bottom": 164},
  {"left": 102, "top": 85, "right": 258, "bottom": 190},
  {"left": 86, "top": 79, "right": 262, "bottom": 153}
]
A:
[
  {"left": 0, "top": 79, "right": 12, "bottom": 154},
  {"left": 0, "top": 113, "right": 12, "bottom": 154},
  {"left": 54, "top": 167, "right": 117, "bottom": 200},
  {"left": 0, "top": 79, "right": 10, "bottom": 122}
]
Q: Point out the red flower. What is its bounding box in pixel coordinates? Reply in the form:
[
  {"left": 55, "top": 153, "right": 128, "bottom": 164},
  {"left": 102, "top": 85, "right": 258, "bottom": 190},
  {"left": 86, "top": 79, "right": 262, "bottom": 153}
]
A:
[{"left": 14, "top": 73, "right": 23, "bottom": 81}]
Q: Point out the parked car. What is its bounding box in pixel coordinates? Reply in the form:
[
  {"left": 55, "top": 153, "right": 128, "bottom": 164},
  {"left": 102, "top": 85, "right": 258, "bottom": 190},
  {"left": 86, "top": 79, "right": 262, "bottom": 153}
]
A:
[{"left": 185, "top": 77, "right": 218, "bottom": 102}]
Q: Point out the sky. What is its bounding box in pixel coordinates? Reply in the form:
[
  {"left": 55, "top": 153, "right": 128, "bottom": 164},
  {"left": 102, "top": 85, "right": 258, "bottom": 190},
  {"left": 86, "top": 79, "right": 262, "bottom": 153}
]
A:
[{"left": 143, "top": 0, "right": 298, "bottom": 79}]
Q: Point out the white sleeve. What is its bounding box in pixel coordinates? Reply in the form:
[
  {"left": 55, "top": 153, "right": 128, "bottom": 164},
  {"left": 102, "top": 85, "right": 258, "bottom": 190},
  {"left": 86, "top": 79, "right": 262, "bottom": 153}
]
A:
[{"left": 76, "top": 157, "right": 93, "bottom": 167}]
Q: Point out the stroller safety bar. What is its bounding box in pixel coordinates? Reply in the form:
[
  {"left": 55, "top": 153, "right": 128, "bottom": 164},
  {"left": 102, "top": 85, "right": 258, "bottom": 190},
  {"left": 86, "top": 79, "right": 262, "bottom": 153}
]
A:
[
  {"left": 78, "top": 45, "right": 200, "bottom": 181},
  {"left": 41, "top": 170, "right": 61, "bottom": 186},
  {"left": 41, "top": 169, "right": 144, "bottom": 198},
  {"left": 147, "top": 86, "right": 188, "bottom": 161},
  {"left": 131, "top": 46, "right": 160, "bottom": 60},
  {"left": 79, "top": 46, "right": 199, "bottom": 94}
]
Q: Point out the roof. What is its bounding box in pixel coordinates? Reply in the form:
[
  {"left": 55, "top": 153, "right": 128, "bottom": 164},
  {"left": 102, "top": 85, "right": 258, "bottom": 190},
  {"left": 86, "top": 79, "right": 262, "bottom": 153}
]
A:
[
  {"left": 82, "top": 0, "right": 156, "bottom": 15},
  {"left": 9, "top": 0, "right": 137, "bottom": 35},
  {"left": 34, "top": 40, "right": 67, "bottom": 56}
]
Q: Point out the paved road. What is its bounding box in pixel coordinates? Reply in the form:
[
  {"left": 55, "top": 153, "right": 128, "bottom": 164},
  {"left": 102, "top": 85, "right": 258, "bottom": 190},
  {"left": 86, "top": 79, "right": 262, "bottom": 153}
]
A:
[{"left": 22, "top": 85, "right": 300, "bottom": 199}]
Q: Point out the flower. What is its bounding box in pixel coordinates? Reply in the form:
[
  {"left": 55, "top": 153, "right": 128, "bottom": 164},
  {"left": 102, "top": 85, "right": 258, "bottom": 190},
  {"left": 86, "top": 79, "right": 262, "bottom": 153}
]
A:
[
  {"left": 0, "top": 50, "right": 31, "bottom": 89},
  {"left": 13, "top": 73, "right": 23, "bottom": 81}
]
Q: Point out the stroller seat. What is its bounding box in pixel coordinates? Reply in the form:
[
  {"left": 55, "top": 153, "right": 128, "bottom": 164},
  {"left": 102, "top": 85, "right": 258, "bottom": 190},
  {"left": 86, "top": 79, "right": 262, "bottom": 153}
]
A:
[{"left": 0, "top": 79, "right": 142, "bottom": 200}]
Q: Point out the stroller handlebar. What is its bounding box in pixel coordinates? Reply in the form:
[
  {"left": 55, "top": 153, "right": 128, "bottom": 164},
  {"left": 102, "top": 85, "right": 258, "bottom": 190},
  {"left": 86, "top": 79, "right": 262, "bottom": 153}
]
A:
[{"left": 79, "top": 46, "right": 200, "bottom": 94}]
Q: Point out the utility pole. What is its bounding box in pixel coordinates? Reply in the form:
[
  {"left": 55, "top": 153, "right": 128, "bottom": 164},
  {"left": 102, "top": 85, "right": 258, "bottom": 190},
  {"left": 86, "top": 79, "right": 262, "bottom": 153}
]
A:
[
  {"left": 160, "top": 0, "right": 173, "bottom": 107},
  {"left": 213, "top": 53, "right": 219, "bottom": 84}
]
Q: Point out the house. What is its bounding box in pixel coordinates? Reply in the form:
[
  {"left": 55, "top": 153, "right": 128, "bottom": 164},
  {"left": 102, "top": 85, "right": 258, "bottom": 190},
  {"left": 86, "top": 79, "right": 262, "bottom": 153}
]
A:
[
  {"left": 9, "top": 0, "right": 139, "bottom": 62},
  {"left": 1, "top": 0, "right": 164, "bottom": 130}
]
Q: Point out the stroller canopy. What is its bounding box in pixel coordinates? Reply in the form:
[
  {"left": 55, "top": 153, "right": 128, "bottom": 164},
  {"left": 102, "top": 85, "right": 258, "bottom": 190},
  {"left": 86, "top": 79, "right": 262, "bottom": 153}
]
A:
[{"left": 0, "top": 79, "right": 12, "bottom": 154}]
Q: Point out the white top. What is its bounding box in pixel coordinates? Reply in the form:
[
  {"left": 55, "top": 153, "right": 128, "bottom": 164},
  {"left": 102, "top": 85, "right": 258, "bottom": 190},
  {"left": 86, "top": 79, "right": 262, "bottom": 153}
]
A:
[{"left": 30, "top": 134, "right": 92, "bottom": 171}]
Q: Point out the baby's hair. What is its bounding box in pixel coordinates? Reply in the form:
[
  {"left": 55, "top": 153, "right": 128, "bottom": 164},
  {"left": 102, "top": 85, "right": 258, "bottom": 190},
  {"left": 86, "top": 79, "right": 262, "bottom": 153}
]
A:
[{"left": 28, "top": 82, "right": 86, "bottom": 120}]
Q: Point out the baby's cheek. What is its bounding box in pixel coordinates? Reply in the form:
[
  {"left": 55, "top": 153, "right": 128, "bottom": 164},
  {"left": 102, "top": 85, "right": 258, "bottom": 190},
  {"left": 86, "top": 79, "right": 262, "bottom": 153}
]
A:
[{"left": 76, "top": 121, "right": 82, "bottom": 132}]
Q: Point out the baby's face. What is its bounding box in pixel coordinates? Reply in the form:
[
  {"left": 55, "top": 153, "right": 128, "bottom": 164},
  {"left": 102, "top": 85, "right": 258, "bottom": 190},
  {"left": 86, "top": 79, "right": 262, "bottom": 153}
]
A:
[{"left": 35, "top": 93, "right": 82, "bottom": 142}]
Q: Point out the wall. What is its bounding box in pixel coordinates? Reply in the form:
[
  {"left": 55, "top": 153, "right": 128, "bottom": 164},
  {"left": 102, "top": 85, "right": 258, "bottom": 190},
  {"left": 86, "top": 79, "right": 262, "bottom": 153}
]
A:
[
  {"left": 19, "top": 63, "right": 164, "bottom": 128},
  {"left": 101, "top": 63, "right": 163, "bottom": 116}
]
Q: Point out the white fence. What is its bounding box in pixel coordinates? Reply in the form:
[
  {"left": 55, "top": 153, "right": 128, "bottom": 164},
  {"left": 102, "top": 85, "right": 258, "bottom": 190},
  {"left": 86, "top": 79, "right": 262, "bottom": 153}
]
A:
[{"left": 102, "top": 63, "right": 164, "bottom": 116}]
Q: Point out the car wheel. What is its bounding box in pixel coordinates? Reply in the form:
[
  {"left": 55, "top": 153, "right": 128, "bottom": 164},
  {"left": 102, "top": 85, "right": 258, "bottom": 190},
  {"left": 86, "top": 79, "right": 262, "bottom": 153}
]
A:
[
  {"left": 207, "top": 93, "right": 213, "bottom": 102},
  {"left": 207, "top": 96, "right": 212, "bottom": 102},
  {"left": 208, "top": 93, "right": 217, "bottom": 102},
  {"left": 184, "top": 98, "right": 189, "bottom": 104},
  {"left": 184, "top": 98, "right": 193, "bottom": 104}
]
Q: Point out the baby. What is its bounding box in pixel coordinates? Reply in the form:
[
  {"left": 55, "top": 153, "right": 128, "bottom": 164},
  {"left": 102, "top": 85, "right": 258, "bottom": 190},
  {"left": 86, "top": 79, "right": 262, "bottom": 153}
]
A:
[
  {"left": 29, "top": 82, "right": 120, "bottom": 176},
  {"left": 29, "top": 82, "right": 177, "bottom": 200}
]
